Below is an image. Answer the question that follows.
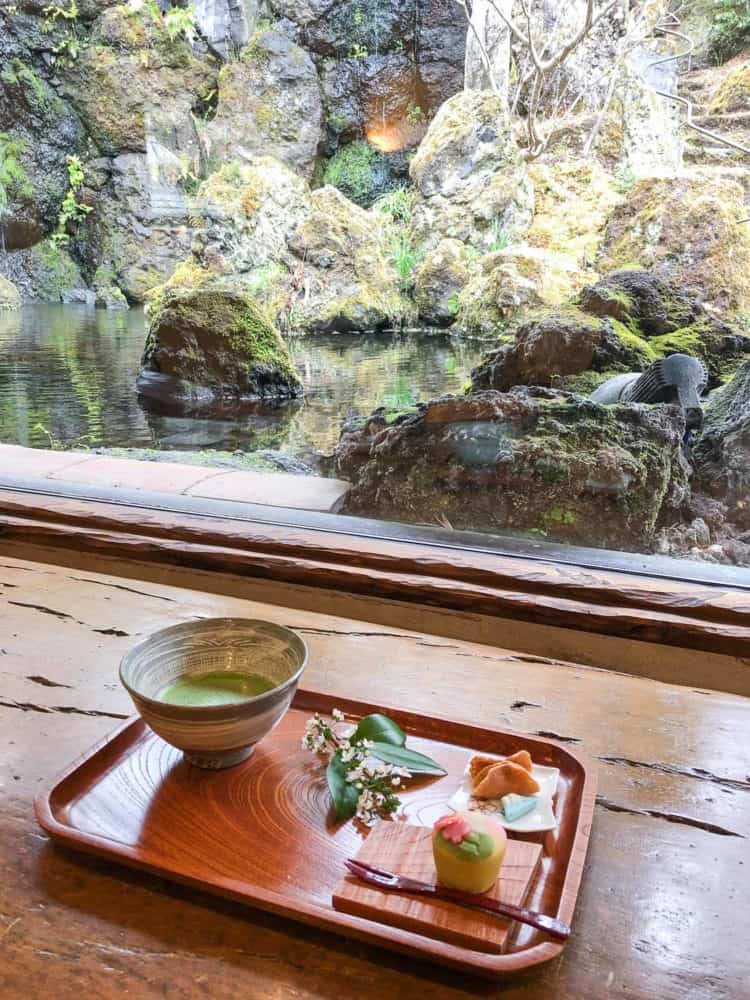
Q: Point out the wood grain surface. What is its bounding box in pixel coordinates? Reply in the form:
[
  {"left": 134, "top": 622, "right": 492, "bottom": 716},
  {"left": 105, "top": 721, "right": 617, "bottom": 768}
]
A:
[
  {"left": 333, "top": 824, "right": 543, "bottom": 954},
  {"left": 1, "top": 488, "right": 749, "bottom": 658},
  {"left": 37, "top": 704, "right": 574, "bottom": 976},
  {"left": 1, "top": 555, "right": 749, "bottom": 999}
]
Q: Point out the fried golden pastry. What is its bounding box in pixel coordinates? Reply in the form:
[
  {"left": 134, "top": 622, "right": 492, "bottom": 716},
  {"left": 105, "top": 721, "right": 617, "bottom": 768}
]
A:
[
  {"left": 469, "top": 749, "right": 533, "bottom": 788},
  {"left": 472, "top": 760, "right": 540, "bottom": 799}
]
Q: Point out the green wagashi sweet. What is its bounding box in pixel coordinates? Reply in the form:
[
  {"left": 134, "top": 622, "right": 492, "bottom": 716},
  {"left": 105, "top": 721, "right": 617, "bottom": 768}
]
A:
[{"left": 432, "top": 811, "right": 507, "bottom": 894}]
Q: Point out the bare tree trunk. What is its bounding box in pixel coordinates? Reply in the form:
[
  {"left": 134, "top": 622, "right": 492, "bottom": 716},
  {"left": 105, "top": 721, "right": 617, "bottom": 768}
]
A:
[{"left": 464, "top": 0, "right": 513, "bottom": 102}]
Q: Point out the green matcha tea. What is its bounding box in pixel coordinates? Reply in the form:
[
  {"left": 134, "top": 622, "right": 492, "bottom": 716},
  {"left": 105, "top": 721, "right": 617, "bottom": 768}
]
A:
[{"left": 158, "top": 671, "right": 276, "bottom": 707}]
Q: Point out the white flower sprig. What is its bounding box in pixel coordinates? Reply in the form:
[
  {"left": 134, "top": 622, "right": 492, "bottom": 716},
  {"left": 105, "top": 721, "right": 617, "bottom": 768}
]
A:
[{"left": 302, "top": 710, "right": 412, "bottom": 824}]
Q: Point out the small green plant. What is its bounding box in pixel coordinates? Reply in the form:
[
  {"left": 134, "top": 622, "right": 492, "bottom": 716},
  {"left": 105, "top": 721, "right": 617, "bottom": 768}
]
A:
[
  {"left": 488, "top": 219, "right": 510, "bottom": 252},
  {"left": 164, "top": 3, "right": 197, "bottom": 45},
  {"left": 390, "top": 230, "right": 417, "bottom": 291},
  {"left": 373, "top": 185, "right": 413, "bottom": 223},
  {"left": 349, "top": 43, "right": 369, "bottom": 59},
  {"left": 33, "top": 422, "right": 92, "bottom": 452},
  {"left": 327, "top": 110, "right": 348, "bottom": 133},
  {"left": 406, "top": 103, "right": 426, "bottom": 127},
  {"left": 707, "top": 0, "right": 750, "bottom": 63},
  {"left": 51, "top": 154, "right": 92, "bottom": 248},
  {"left": 614, "top": 163, "right": 637, "bottom": 193},
  {"left": 42, "top": 0, "right": 81, "bottom": 61},
  {"left": 446, "top": 290, "right": 461, "bottom": 317}
]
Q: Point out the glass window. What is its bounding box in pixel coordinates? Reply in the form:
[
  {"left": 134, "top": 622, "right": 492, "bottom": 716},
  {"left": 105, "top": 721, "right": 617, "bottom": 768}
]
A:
[{"left": 1, "top": 1, "right": 748, "bottom": 577}]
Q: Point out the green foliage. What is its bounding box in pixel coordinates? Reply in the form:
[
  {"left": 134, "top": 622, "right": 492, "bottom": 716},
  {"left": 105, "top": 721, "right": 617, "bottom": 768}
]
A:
[
  {"left": 373, "top": 185, "right": 414, "bottom": 223},
  {"left": 488, "top": 218, "right": 511, "bottom": 252},
  {"left": 446, "top": 290, "right": 461, "bottom": 317},
  {"left": 323, "top": 140, "right": 378, "bottom": 202},
  {"left": 0, "top": 133, "right": 32, "bottom": 223},
  {"left": 390, "top": 230, "right": 417, "bottom": 291},
  {"left": 42, "top": 0, "right": 81, "bottom": 61},
  {"left": 164, "top": 4, "right": 197, "bottom": 45},
  {"left": 351, "top": 713, "right": 405, "bottom": 746},
  {"left": 614, "top": 163, "right": 637, "bottom": 193},
  {"left": 51, "top": 154, "right": 92, "bottom": 248},
  {"left": 707, "top": 0, "right": 750, "bottom": 63},
  {"left": 349, "top": 43, "right": 368, "bottom": 59}
]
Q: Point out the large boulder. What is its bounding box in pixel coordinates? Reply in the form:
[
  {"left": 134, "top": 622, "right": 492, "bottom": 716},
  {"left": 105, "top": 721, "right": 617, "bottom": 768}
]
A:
[
  {"left": 0, "top": 239, "right": 86, "bottom": 302},
  {"left": 597, "top": 176, "right": 750, "bottom": 318},
  {"left": 206, "top": 28, "right": 323, "bottom": 180},
  {"left": 286, "top": 185, "right": 413, "bottom": 332},
  {"left": 0, "top": 276, "right": 21, "bottom": 310},
  {"left": 693, "top": 362, "right": 750, "bottom": 528},
  {"left": 193, "top": 0, "right": 260, "bottom": 57},
  {"left": 453, "top": 247, "right": 583, "bottom": 337},
  {"left": 577, "top": 271, "right": 750, "bottom": 385},
  {"left": 413, "top": 238, "right": 470, "bottom": 326},
  {"left": 335, "top": 388, "right": 689, "bottom": 549},
  {"left": 191, "top": 157, "right": 312, "bottom": 273},
  {"left": 469, "top": 308, "right": 650, "bottom": 392},
  {"left": 60, "top": 5, "right": 214, "bottom": 156},
  {"left": 409, "top": 91, "right": 534, "bottom": 253},
  {"left": 139, "top": 279, "right": 302, "bottom": 405}
]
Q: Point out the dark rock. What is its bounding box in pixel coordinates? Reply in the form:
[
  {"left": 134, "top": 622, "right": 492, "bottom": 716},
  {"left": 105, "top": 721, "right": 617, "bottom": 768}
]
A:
[
  {"left": 470, "top": 308, "right": 648, "bottom": 392},
  {"left": 578, "top": 270, "right": 696, "bottom": 336},
  {"left": 0, "top": 10, "right": 85, "bottom": 248},
  {"left": 139, "top": 283, "right": 303, "bottom": 404},
  {"left": 335, "top": 387, "right": 689, "bottom": 549},
  {"left": 206, "top": 28, "right": 322, "bottom": 180}
]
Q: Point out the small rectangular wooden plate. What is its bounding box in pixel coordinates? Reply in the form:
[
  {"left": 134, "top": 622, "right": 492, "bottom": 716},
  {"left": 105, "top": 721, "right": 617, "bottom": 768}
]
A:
[
  {"left": 333, "top": 823, "right": 543, "bottom": 954},
  {"left": 34, "top": 688, "right": 596, "bottom": 980}
]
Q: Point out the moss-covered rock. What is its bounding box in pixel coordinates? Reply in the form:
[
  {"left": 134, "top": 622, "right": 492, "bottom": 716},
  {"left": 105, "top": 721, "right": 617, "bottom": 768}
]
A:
[
  {"left": 287, "top": 185, "right": 414, "bottom": 332},
  {"left": 527, "top": 158, "right": 623, "bottom": 281},
  {"left": 61, "top": 5, "right": 214, "bottom": 156},
  {"left": 709, "top": 60, "right": 750, "bottom": 114},
  {"left": 0, "top": 239, "right": 85, "bottom": 302},
  {"left": 0, "top": 275, "right": 21, "bottom": 310},
  {"left": 335, "top": 387, "right": 689, "bottom": 550},
  {"left": 597, "top": 176, "right": 750, "bottom": 318},
  {"left": 192, "top": 157, "right": 312, "bottom": 274},
  {"left": 409, "top": 91, "right": 534, "bottom": 254},
  {"left": 205, "top": 28, "right": 322, "bottom": 181},
  {"left": 413, "top": 238, "right": 470, "bottom": 327},
  {"left": 139, "top": 283, "right": 302, "bottom": 404},
  {"left": 469, "top": 307, "right": 651, "bottom": 392},
  {"left": 578, "top": 271, "right": 750, "bottom": 385},
  {"left": 452, "top": 247, "right": 582, "bottom": 338}
]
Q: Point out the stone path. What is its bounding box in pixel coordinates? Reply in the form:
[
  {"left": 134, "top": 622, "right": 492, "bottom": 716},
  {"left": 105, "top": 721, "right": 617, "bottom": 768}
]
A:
[{"left": 0, "top": 443, "right": 350, "bottom": 513}]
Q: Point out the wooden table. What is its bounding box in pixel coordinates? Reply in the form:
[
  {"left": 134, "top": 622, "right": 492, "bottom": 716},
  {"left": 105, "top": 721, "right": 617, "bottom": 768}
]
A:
[{"left": 1, "top": 556, "right": 748, "bottom": 999}]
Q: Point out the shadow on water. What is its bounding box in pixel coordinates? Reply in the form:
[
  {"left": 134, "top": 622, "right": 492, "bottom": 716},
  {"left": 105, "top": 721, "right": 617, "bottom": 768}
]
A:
[{"left": 0, "top": 305, "right": 485, "bottom": 461}]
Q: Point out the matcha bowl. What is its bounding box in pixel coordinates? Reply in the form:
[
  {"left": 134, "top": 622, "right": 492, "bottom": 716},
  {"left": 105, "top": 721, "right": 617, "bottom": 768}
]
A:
[{"left": 119, "top": 618, "right": 308, "bottom": 769}]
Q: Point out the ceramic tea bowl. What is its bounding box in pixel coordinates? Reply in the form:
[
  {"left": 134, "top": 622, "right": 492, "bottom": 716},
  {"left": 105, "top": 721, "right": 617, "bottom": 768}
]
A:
[{"left": 119, "top": 618, "right": 308, "bottom": 769}]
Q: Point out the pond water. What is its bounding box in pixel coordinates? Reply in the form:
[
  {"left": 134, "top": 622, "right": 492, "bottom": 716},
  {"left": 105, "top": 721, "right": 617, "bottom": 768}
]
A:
[{"left": 0, "top": 305, "right": 485, "bottom": 464}]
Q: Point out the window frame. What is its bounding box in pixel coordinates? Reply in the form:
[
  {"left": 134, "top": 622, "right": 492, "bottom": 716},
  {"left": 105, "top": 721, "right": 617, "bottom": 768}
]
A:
[{"left": 1, "top": 475, "right": 749, "bottom": 659}]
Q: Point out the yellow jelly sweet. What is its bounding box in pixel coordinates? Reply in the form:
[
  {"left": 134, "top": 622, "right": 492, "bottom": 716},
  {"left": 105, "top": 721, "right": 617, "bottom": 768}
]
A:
[{"left": 432, "top": 811, "right": 507, "bottom": 894}]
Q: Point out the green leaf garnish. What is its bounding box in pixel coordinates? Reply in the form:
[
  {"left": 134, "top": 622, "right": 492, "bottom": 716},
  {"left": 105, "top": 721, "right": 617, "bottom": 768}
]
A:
[
  {"left": 368, "top": 742, "right": 446, "bottom": 775},
  {"left": 326, "top": 751, "right": 359, "bottom": 822},
  {"left": 352, "top": 713, "right": 406, "bottom": 747}
]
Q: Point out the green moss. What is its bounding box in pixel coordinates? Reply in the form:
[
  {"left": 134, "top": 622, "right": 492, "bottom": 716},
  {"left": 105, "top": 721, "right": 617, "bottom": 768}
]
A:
[
  {"left": 323, "top": 141, "right": 379, "bottom": 205},
  {"left": 610, "top": 318, "right": 656, "bottom": 362},
  {"left": 649, "top": 328, "right": 704, "bottom": 358}
]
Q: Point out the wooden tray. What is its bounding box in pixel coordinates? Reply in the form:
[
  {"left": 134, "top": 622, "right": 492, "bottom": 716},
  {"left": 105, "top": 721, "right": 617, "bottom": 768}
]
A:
[{"left": 34, "top": 689, "right": 596, "bottom": 979}]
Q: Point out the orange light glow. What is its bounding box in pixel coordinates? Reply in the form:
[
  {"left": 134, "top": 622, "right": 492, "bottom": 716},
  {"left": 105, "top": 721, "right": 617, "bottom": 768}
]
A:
[{"left": 366, "top": 123, "right": 409, "bottom": 153}]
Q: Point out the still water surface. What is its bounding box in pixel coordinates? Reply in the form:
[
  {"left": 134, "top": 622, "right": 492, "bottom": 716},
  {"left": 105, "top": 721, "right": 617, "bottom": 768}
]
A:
[{"left": 0, "top": 305, "right": 484, "bottom": 462}]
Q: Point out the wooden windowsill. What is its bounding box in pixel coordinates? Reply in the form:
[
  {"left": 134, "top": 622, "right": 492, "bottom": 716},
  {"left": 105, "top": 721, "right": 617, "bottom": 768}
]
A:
[{"left": 1, "top": 477, "right": 749, "bottom": 665}]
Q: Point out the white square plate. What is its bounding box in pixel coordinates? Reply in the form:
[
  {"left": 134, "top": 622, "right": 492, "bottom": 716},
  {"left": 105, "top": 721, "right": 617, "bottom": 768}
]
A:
[{"left": 448, "top": 759, "right": 560, "bottom": 833}]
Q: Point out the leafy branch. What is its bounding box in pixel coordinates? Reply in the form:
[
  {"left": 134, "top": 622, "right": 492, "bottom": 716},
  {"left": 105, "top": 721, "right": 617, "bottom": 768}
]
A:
[{"left": 303, "top": 709, "right": 445, "bottom": 823}]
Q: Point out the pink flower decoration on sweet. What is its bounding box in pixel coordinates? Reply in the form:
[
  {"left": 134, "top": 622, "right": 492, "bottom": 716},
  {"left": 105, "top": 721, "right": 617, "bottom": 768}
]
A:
[{"left": 434, "top": 813, "right": 472, "bottom": 844}]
